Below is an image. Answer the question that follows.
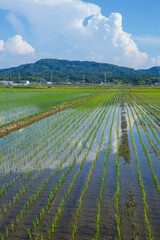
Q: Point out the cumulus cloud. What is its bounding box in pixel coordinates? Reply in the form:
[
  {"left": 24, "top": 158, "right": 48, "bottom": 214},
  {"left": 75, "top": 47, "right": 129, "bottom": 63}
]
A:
[
  {"left": 0, "top": 35, "right": 35, "bottom": 55},
  {"left": 0, "top": 0, "right": 152, "bottom": 68},
  {"left": 78, "top": 12, "right": 148, "bottom": 68},
  {"left": 4, "top": 35, "right": 34, "bottom": 55}
]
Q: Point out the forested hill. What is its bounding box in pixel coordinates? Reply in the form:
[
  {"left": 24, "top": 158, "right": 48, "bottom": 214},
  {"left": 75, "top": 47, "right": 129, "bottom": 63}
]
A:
[
  {"left": 137, "top": 67, "right": 160, "bottom": 76},
  {"left": 0, "top": 58, "right": 160, "bottom": 84}
]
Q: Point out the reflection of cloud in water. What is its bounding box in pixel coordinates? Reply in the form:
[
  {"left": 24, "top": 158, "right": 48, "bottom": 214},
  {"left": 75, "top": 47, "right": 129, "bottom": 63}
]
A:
[
  {"left": 129, "top": 113, "right": 134, "bottom": 126},
  {"left": 101, "top": 135, "right": 108, "bottom": 151},
  {"left": 76, "top": 135, "right": 109, "bottom": 165},
  {"left": 111, "top": 121, "right": 117, "bottom": 154},
  {"left": 1, "top": 105, "right": 39, "bottom": 125},
  {"left": 110, "top": 109, "right": 138, "bottom": 155},
  {"left": 18, "top": 128, "right": 24, "bottom": 133},
  {"left": 0, "top": 116, "right": 5, "bottom": 125},
  {"left": 127, "top": 110, "right": 137, "bottom": 130}
]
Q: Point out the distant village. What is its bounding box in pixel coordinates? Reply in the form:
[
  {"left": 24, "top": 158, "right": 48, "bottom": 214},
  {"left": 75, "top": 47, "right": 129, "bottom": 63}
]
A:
[
  {"left": 0, "top": 80, "right": 57, "bottom": 86},
  {"left": 0, "top": 80, "right": 30, "bottom": 86},
  {"left": 0, "top": 79, "right": 160, "bottom": 86}
]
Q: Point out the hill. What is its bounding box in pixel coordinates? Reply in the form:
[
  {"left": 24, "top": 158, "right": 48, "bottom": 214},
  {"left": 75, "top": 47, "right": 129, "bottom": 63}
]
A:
[
  {"left": 137, "top": 67, "right": 160, "bottom": 76},
  {"left": 0, "top": 59, "right": 160, "bottom": 84}
]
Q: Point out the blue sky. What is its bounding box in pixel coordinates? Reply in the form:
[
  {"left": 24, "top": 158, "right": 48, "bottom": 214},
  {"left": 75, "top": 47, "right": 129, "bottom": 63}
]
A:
[{"left": 0, "top": 0, "right": 160, "bottom": 69}]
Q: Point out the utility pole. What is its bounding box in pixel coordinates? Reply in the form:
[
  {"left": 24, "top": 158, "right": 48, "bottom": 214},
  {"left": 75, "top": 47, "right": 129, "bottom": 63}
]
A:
[
  {"left": 83, "top": 74, "right": 85, "bottom": 85},
  {"left": 51, "top": 71, "right": 53, "bottom": 84},
  {"left": 18, "top": 73, "right": 21, "bottom": 82},
  {"left": 66, "top": 75, "right": 69, "bottom": 84},
  {"left": 104, "top": 73, "right": 106, "bottom": 85}
]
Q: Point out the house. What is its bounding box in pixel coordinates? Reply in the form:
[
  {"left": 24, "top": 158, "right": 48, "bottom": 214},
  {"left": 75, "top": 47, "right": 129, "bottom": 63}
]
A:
[{"left": 21, "top": 80, "right": 30, "bottom": 85}]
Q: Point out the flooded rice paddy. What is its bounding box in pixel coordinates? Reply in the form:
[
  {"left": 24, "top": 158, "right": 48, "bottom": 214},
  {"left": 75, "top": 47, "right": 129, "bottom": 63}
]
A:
[{"left": 0, "top": 91, "right": 159, "bottom": 240}]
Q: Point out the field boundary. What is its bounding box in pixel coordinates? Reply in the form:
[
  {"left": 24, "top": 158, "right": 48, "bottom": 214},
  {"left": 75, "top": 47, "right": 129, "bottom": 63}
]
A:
[{"left": 0, "top": 92, "right": 103, "bottom": 138}]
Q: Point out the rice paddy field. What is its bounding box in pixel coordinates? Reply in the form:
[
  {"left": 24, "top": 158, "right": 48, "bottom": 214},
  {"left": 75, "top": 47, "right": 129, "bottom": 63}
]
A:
[
  {"left": 0, "top": 88, "right": 100, "bottom": 126},
  {"left": 0, "top": 88, "right": 160, "bottom": 240}
]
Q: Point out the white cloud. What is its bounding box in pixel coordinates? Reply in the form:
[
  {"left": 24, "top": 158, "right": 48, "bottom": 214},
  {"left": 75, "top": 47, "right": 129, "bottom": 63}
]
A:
[
  {"left": 1, "top": 35, "right": 35, "bottom": 55},
  {"left": 0, "top": 40, "right": 4, "bottom": 51},
  {"left": 0, "top": 0, "right": 154, "bottom": 68},
  {"left": 79, "top": 12, "right": 148, "bottom": 68}
]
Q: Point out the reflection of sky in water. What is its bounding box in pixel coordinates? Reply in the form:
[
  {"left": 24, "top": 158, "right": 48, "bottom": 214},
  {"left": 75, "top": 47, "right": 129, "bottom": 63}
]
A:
[
  {"left": 129, "top": 108, "right": 138, "bottom": 133},
  {"left": 75, "top": 132, "right": 109, "bottom": 166},
  {"left": 111, "top": 121, "right": 117, "bottom": 154},
  {"left": 1, "top": 105, "right": 39, "bottom": 125}
]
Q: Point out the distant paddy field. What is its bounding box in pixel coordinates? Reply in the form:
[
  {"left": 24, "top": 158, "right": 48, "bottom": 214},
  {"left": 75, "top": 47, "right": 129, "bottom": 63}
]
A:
[{"left": 0, "top": 87, "right": 103, "bottom": 127}]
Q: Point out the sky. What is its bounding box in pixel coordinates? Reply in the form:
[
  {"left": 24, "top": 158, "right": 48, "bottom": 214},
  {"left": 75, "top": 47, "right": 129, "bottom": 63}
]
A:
[{"left": 0, "top": 0, "right": 160, "bottom": 69}]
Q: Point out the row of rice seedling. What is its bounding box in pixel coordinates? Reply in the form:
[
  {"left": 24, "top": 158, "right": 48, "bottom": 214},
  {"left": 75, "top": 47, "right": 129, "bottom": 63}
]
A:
[
  {"left": 73, "top": 97, "right": 118, "bottom": 240},
  {"left": 126, "top": 97, "right": 160, "bottom": 192},
  {"left": 114, "top": 102, "right": 121, "bottom": 240},
  {"left": 128, "top": 94, "right": 160, "bottom": 142},
  {"left": 125, "top": 99, "right": 153, "bottom": 240},
  {"left": 133, "top": 92, "right": 160, "bottom": 116},
  {"left": 129, "top": 94, "right": 160, "bottom": 137},
  {"left": 128, "top": 95, "right": 160, "bottom": 145},
  {"left": 93, "top": 97, "right": 119, "bottom": 240},
  {"left": 127, "top": 96, "right": 159, "bottom": 155},
  {"left": 131, "top": 93, "right": 160, "bottom": 125}
]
